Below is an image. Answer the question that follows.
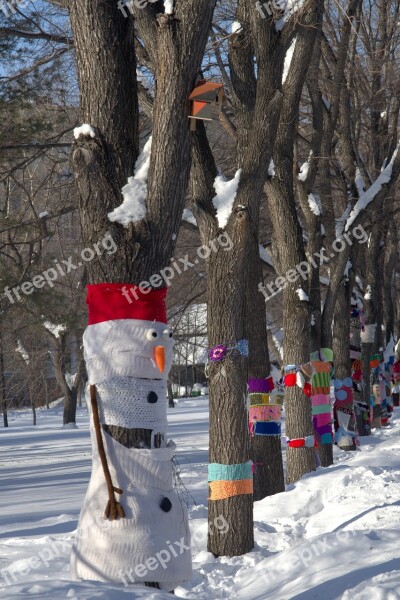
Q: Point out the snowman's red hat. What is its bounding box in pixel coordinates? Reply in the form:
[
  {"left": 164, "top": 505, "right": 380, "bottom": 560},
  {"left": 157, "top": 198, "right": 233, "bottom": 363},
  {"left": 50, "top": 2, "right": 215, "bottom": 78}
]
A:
[{"left": 86, "top": 283, "right": 167, "bottom": 325}]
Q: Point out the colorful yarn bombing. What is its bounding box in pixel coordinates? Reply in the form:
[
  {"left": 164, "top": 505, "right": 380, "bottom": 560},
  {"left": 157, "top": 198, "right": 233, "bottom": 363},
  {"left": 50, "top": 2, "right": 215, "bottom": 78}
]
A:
[
  {"left": 248, "top": 378, "right": 281, "bottom": 437},
  {"left": 208, "top": 461, "right": 253, "bottom": 500},
  {"left": 310, "top": 348, "right": 334, "bottom": 362},
  {"left": 248, "top": 377, "right": 275, "bottom": 393},
  {"left": 394, "top": 361, "right": 400, "bottom": 383},
  {"left": 249, "top": 393, "right": 271, "bottom": 406},
  {"left": 282, "top": 435, "right": 315, "bottom": 448},
  {"left": 334, "top": 377, "right": 356, "bottom": 447},
  {"left": 370, "top": 354, "right": 381, "bottom": 369},
  {"left": 282, "top": 357, "right": 332, "bottom": 398},
  {"left": 311, "top": 361, "right": 333, "bottom": 446},
  {"left": 311, "top": 361, "right": 331, "bottom": 395},
  {"left": 352, "top": 359, "right": 363, "bottom": 383},
  {"left": 209, "top": 339, "right": 249, "bottom": 362}
]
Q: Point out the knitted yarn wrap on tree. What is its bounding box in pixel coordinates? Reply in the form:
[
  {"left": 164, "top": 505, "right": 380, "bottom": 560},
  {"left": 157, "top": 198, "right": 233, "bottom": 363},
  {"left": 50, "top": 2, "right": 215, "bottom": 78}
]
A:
[
  {"left": 71, "top": 405, "right": 191, "bottom": 589},
  {"left": 95, "top": 377, "right": 168, "bottom": 437},
  {"left": 71, "top": 283, "right": 192, "bottom": 590}
]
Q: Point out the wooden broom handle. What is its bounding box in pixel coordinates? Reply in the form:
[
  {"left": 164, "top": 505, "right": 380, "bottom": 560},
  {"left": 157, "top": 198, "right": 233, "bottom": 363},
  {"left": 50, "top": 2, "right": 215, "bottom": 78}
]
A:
[{"left": 90, "top": 384, "right": 125, "bottom": 520}]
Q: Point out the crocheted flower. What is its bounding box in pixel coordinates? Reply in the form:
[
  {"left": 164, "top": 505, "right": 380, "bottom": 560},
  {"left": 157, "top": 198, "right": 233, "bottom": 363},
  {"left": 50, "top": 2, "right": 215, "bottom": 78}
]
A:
[{"left": 209, "top": 345, "right": 228, "bottom": 361}]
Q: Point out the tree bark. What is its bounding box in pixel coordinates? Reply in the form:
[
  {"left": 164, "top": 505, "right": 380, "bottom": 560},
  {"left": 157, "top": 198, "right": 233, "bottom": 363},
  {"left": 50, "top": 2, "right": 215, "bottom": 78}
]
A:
[
  {"left": 0, "top": 326, "right": 8, "bottom": 428},
  {"left": 333, "top": 280, "right": 356, "bottom": 451},
  {"left": 167, "top": 381, "right": 175, "bottom": 409}
]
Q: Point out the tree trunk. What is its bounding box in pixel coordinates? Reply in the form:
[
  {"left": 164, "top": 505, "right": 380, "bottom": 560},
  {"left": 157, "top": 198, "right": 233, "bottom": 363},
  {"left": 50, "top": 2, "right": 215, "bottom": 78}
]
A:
[
  {"left": 383, "top": 223, "right": 397, "bottom": 345},
  {"left": 362, "top": 221, "right": 382, "bottom": 409},
  {"left": 207, "top": 223, "right": 254, "bottom": 557},
  {"left": 0, "top": 326, "right": 7, "bottom": 428},
  {"left": 333, "top": 281, "right": 356, "bottom": 451},
  {"left": 248, "top": 243, "right": 284, "bottom": 500},
  {"left": 167, "top": 381, "right": 175, "bottom": 408},
  {"left": 63, "top": 388, "right": 78, "bottom": 427},
  {"left": 29, "top": 390, "right": 36, "bottom": 426}
]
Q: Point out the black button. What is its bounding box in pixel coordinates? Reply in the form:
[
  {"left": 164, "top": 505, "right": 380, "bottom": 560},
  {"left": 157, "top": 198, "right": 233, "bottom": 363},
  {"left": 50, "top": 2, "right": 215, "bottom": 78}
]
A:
[
  {"left": 160, "top": 497, "right": 172, "bottom": 512},
  {"left": 147, "top": 391, "right": 158, "bottom": 404}
]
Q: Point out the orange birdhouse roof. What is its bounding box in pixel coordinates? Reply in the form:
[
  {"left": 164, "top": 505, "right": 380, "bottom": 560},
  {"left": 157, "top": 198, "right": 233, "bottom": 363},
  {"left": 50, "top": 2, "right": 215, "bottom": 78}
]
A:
[{"left": 189, "top": 81, "right": 224, "bottom": 103}]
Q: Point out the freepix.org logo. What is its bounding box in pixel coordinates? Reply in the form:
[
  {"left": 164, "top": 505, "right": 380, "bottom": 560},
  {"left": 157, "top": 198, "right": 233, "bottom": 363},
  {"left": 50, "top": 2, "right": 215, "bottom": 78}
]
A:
[{"left": 255, "top": 0, "right": 288, "bottom": 19}]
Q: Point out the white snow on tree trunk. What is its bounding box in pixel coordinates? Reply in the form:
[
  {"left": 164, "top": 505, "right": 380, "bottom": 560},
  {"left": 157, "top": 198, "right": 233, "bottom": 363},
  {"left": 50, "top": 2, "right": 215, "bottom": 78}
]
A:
[
  {"left": 355, "top": 167, "right": 365, "bottom": 196},
  {"left": 108, "top": 137, "right": 152, "bottom": 227},
  {"left": 345, "top": 147, "right": 399, "bottom": 231},
  {"left": 268, "top": 159, "right": 276, "bottom": 177},
  {"left": 43, "top": 321, "right": 66, "bottom": 338},
  {"left": 307, "top": 193, "right": 322, "bottom": 216},
  {"left": 336, "top": 203, "right": 352, "bottom": 238},
  {"left": 73, "top": 124, "right": 95, "bottom": 139},
  {"left": 182, "top": 208, "right": 197, "bottom": 226},
  {"left": 344, "top": 259, "right": 352, "bottom": 280},
  {"left": 16, "top": 340, "right": 29, "bottom": 364},
  {"left": 296, "top": 288, "right": 309, "bottom": 302},
  {"left": 164, "top": 0, "right": 174, "bottom": 14},
  {"left": 231, "top": 21, "right": 242, "bottom": 33},
  {"left": 298, "top": 151, "right": 313, "bottom": 181},
  {"left": 212, "top": 169, "right": 241, "bottom": 229},
  {"left": 384, "top": 336, "right": 395, "bottom": 363},
  {"left": 364, "top": 285, "right": 372, "bottom": 300},
  {"left": 39, "top": 211, "right": 49, "bottom": 218},
  {"left": 65, "top": 372, "right": 77, "bottom": 390},
  {"left": 259, "top": 245, "right": 273, "bottom": 266},
  {"left": 282, "top": 38, "right": 297, "bottom": 84}
]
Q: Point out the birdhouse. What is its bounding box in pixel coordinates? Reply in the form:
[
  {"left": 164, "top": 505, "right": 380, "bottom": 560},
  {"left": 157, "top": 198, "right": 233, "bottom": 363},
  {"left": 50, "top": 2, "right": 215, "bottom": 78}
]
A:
[{"left": 189, "top": 80, "right": 225, "bottom": 130}]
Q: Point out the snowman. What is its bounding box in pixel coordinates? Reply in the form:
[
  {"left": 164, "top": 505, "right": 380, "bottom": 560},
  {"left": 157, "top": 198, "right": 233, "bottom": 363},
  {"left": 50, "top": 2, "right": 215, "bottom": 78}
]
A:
[{"left": 71, "top": 284, "right": 192, "bottom": 592}]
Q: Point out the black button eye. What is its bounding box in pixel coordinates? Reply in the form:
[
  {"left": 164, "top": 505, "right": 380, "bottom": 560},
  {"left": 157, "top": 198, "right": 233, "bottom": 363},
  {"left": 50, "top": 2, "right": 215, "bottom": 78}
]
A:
[
  {"left": 147, "top": 391, "right": 158, "bottom": 404},
  {"left": 160, "top": 497, "right": 172, "bottom": 512}
]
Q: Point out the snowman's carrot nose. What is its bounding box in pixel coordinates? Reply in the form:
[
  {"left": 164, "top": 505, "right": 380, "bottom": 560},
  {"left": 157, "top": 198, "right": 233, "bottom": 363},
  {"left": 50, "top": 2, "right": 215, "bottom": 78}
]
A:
[{"left": 154, "top": 346, "right": 166, "bottom": 373}]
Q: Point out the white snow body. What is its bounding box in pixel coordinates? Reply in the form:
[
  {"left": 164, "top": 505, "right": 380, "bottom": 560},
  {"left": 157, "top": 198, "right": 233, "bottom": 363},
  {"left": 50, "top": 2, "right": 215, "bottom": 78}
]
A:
[{"left": 70, "top": 400, "right": 191, "bottom": 590}]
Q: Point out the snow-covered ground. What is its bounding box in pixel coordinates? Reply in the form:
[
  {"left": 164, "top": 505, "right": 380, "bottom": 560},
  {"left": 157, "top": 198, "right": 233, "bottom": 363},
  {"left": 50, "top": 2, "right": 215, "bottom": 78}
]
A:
[{"left": 1, "top": 400, "right": 400, "bottom": 599}]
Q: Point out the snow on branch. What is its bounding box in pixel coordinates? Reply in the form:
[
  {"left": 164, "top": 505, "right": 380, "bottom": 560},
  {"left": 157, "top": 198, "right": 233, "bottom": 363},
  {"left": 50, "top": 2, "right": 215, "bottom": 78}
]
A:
[
  {"left": 16, "top": 340, "right": 29, "bottom": 364},
  {"left": 282, "top": 38, "right": 297, "bottom": 84},
  {"left": 73, "top": 124, "right": 95, "bottom": 139},
  {"left": 164, "top": 0, "right": 174, "bottom": 14},
  {"left": 231, "top": 21, "right": 242, "bottom": 33},
  {"left": 307, "top": 193, "right": 322, "bottom": 217},
  {"left": 108, "top": 137, "right": 152, "bottom": 227},
  {"left": 182, "top": 208, "right": 197, "bottom": 226},
  {"left": 43, "top": 321, "right": 66, "bottom": 338},
  {"left": 345, "top": 147, "right": 399, "bottom": 232},
  {"left": 296, "top": 288, "right": 309, "bottom": 302},
  {"left": 212, "top": 169, "right": 241, "bottom": 229},
  {"left": 298, "top": 151, "right": 313, "bottom": 182}
]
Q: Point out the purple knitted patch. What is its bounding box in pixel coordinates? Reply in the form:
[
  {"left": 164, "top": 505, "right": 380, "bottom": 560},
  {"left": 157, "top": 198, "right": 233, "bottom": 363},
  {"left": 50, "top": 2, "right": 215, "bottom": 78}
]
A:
[{"left": 248, "top": 378, "right": 271, "bottom": 393}]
